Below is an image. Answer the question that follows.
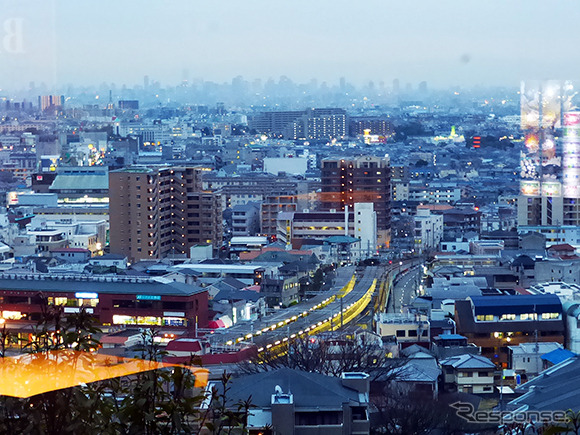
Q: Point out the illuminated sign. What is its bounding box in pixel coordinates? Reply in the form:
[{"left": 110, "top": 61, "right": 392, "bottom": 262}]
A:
[
  {"left": 525, "top": 134, "right": 539, "bottom": 153},
  {"left": 75, "top": 292, "right": 98, "bottom": 299},
  {"left": 136, "top": 295, "right": 161, "bottom": 301},
  {"left": 542, "top": 182, "right": 561, "bottom": 197},
  {"left": 521, "top": 181, "right": 540, "bottom": 197},
  {"left": 564, "top": 112, "right": 580, "bottom": 127},
  {"left": 7, "top": 192, "right": 18, "bottom": 205}
]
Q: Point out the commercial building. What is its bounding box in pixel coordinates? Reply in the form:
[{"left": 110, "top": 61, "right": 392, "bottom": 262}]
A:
[
  {"left": 517, "top": 82, "right": 579, "bottom": 227},
  {"left": 455, "top": 295, "right": 565, "bottom": 366},
  {"left": 277, "top": 204, "right": 377, "bottom": 258},
  {"left": 109, "top": 166, "right": 222, "bottom": 263},
  {"left": 0, "top": 273, "right": 208, "bottom": 330},
  {"left": 321, "top": 156, "right": 391, "bottom": 247},
  {"left": 31, "top": 166, "right": 109, "bottom": 203}
]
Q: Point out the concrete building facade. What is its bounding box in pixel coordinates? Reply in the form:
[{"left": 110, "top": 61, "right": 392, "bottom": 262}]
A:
[
  {"left": 321, "top": 156, "right": 391, "bottom": 247},
  {"left": 109, "top": 166, "right": 222, "bottom": 263}
]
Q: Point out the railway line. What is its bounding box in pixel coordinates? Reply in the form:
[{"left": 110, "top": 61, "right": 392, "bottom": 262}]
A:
[{"left": 207, "top": 258, "right": 424, "bottom": 356}]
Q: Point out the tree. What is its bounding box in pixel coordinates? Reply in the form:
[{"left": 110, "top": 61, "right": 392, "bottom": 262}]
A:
[
  {"left": 310, "top": 268, "right": 324, "bottom": 292},
  {"left": 0, "top": 297, "right": 253, "bottom": 434},
  {"left": 240, "top": 333, "right": 404, "bottom": 381}
]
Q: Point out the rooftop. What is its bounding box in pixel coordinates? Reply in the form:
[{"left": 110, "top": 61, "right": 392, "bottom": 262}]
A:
[{"left": 0, "top": 273, "right": 206, "bottom": 297}]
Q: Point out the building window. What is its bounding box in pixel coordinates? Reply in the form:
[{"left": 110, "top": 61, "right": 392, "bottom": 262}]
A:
[{"left": 396, "top": 330, "right": 405, "bottom": 337}]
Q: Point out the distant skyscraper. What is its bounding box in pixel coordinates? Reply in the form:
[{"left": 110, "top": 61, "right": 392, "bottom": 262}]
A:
[
  {"left": 392, "top": 79, "right": 400, "bottom": 93},
  {"left": 321, "top": 155, "right": 391, "bottom": 248},
  {"left": 118, "top": 100, "right": 139, "bottom": 110},
  {"left": 38, "top": 95, "right": 63, "bottom": 112}
]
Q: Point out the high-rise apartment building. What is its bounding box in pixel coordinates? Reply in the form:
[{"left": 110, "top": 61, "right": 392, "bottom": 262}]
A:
[
  {"left": 321, "top": 155, "right": 391, "bottom": 247},
  {"left": 285, "top": 108, "right": 348, "bottom": 140},
  {"left": 249, "top": 108, "right": 347, "bottom": 140},
  {"left": 249, "top": 110, "right": 306, "bottom": 136},
  {"left": 517, "top": 81, "right": 578, "bottom": 227},
  {"left": 109, "top": 166, "right": 222, "bottom": 263}
]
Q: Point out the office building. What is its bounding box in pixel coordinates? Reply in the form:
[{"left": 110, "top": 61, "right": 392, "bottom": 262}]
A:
[
  {"left": 321, "top": 156, "right": 391, "bottom": 247},
  {"left": 109, "top": 166, "right": 222, "bottom": 263}
]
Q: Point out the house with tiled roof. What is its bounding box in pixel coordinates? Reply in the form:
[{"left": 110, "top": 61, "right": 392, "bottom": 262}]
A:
[
  {"left": 440, "top": 354, "right": 495, "bottom": 394},
  {"left": 205, "top": 368, "right": 370, "bottom": 435}
]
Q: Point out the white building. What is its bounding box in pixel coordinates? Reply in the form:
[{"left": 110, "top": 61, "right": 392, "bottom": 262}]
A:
[
  {"left": 518, "top": 225, "right": 580, "bottom": 250},
  {"left": 414, "top": 208, "right": 443, "bottom": 251},
  {"left": 375, "top": 312, "right": 430, "bottom": 345},
  {"left": 353, "top": 203, "right": 377, "bottom": 258},
  {"left": 29, "top": 218, "right": 107, "bottom": 256},
  {"left": 263, "top": 157, "right": 308, "bottom": 176},
  {"left": 440, "top": 354, "right": 495, "bottom": 394},
  {"left": 88, "top": 254, "right": 128, "bottom": 270},
  {"left": 277, "top": 203, "right": 378, "bottom": 258},
  {"left": 508, "top": 342, "right": 563, "bottom": 377}
]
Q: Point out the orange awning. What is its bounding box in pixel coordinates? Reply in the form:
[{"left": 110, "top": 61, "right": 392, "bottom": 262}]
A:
[{"left": 0, "top": 350, "right": 209, "bottom": 398}]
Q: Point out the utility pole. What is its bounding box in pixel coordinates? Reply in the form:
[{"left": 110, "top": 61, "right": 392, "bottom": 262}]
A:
[{"left": 340, "top": 296, "right": 343, "bottom": 329}]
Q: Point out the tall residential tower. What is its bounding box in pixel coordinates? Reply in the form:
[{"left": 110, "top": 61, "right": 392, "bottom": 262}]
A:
[
  {"left": 321, "top": 155, "right": 391, "bottom": 247},
  {"left": 109, "top": 166, "right": 222, "bottom": 263}
]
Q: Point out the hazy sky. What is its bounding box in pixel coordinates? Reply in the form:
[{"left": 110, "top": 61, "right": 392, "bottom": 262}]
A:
[{"left": 1, "top": 0, "right": 579, "bottom": 90}]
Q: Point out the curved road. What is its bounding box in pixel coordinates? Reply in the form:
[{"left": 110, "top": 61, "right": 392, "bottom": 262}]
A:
[{"left": 388, "top": 265, "right": 422, "bottom": 313}]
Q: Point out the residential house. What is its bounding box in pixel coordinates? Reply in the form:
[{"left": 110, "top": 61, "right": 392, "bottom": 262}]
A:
[
  {"left": 440, "top": 354, "right": 495, "bottom": 394},
  {"left": 204, "top": 368, "right": 370, "bottom": 435},
  {"left": 507, "top": 342, "right": 563, "bottom": 378}
]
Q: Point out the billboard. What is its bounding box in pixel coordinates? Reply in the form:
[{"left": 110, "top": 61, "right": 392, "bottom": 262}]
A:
[
  {"left": 521, "top": 81, "right": 575, "bottom": 130},
  {"left": 521, "top": 180, "right": 541, "bottom": 197},
  {"left": 542, "top": 182, "right": 561, "bottom": 197}
]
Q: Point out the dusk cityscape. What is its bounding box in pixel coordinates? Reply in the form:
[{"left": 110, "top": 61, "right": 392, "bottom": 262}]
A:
[{"left": 0, "top": 1, "right": 579, "bottom": 434}]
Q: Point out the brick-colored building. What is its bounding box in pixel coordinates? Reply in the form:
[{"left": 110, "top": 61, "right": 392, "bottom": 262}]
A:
[
  {"left": 0, "top": 273, "right": 208, "bottom": 330},
  {"left": 321, "top": 156, "right": 391, "bottom": 247},
  {"left": 109, "top": 166, "right": 222, "bottom": 263}
]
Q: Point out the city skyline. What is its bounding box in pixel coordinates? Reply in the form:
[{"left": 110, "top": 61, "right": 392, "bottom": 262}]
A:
[{"left": 1, "top": 0, "right": 579, "bottom": 90}]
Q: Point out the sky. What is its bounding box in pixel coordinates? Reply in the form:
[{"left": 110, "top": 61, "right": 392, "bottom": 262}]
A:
[{"left": 1, "top": 0, "right": 579, "bottom": 91}]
